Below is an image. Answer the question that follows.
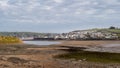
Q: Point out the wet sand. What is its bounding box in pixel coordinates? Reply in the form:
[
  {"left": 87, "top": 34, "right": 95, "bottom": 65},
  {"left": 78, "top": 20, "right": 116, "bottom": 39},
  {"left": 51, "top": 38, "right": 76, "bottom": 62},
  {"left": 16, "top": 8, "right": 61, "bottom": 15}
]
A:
[
  {"left": 0, "top": 40, "right": 120, "bottom": 68},
  {"left": 60, "top": 40, "right": 120, "bottom": 53},
  {"left": 60, "top": 40, "right": 120, "bottom": 46}
]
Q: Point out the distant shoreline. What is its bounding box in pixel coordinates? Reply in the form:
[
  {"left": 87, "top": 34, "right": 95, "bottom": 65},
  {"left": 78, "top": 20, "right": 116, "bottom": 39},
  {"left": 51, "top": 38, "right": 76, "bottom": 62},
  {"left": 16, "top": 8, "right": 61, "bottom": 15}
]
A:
[{"left": 22, "top": 38, "right": 120, "bottom": 41}]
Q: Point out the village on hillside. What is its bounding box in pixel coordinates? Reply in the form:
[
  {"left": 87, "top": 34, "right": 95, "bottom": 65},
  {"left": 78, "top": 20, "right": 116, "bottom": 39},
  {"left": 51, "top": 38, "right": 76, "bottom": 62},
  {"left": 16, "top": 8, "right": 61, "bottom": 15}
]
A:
[
  {"left": 54, "top": 30, "right": 118, "bottom": 40},
  {"left": 17, "top": 29, "right": 120, "bottom": 40},
  {"left": 0, "top": 27, "right": 120, "bottom": 40}
]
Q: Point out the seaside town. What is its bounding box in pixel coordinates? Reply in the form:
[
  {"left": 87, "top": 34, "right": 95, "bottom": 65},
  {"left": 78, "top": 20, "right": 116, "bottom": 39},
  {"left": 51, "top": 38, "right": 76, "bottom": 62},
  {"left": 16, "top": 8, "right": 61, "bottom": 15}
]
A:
[
  {"left": 0, "top": 27, "right": 120, "bottom": 40},
  {"left": 0, "top": 28, "right": 120, "bottom": 68},
  {"left": 18, "top": 29, "right": 119, "bottom": 40},
  {"left": 54, "top": 30, "right": 118, "bottom": 40},
  {"left": 1, "top": 0, "right": 120, "bottom": 67}
]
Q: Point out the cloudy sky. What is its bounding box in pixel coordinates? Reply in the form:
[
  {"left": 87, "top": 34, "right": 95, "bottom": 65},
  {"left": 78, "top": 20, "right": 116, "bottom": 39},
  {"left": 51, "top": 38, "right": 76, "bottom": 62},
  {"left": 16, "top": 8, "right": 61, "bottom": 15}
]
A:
[{"left": 0, "top": 0, "right": 120, "bottom": 33}]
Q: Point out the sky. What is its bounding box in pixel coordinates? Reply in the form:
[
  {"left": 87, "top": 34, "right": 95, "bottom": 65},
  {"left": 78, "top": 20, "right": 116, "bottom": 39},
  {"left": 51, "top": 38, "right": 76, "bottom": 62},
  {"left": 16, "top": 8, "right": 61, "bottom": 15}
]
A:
[{"left": 0, "top": 0, "right": 120, "bottom": 33}]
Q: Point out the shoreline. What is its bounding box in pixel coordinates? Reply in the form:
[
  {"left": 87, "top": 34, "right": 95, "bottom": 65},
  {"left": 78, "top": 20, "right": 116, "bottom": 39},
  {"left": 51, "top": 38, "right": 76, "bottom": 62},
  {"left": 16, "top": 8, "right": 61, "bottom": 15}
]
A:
[
  {"left": 0, "top": 40, "right": 120, "bottom": 68},
  {"left": 58, "top": 40, "right": 120, "bottom": 46}
]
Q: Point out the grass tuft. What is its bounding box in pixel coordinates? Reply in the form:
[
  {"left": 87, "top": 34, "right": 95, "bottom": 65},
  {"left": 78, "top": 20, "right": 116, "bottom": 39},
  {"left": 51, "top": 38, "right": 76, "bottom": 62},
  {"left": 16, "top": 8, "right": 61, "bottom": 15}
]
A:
[{"left": 0, "top": 36, "right": 22, "bottom": 44}]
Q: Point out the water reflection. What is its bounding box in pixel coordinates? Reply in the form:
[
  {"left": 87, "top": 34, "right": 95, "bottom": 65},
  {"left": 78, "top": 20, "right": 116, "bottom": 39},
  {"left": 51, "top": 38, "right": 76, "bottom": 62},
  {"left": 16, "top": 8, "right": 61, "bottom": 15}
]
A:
[{"left": 23, "top": 41, "right": 61, "bottom": 45}]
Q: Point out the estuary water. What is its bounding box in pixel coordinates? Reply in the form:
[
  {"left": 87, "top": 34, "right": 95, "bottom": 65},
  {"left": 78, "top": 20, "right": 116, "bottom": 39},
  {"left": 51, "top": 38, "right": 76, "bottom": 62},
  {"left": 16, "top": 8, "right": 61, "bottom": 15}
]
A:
[{"left": 23, "top": 41, "right": 61, "bottom": 45}]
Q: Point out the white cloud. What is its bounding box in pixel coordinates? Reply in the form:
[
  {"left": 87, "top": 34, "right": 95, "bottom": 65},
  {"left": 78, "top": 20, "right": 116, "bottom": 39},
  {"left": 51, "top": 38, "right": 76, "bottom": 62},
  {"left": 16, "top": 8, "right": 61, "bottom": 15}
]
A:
[
  {"left": 53, "top": 0, "right": 63, "bottom": 3},
  {"left": 75, "top": 9, "right": 97, "bottom": 15},
  {"left": 0, "top": 0, "right": 9, "bottom": 10},
  {"left": 86, "top": 9, "right": 97, "bottom": 15},
  {"left": 79, "top": 1, "right": 91, "bottom": 5},
  {"left": 92, "top": 2, "right": 99, "bottom": 5},
  {"left": 93, "top": 14, "right": 107, "bottom": 19},
  {"left": 43, "top": 6, "right": 53, "bottom": 10},
  {"left": 104, "top": 9, "right": 117, "bottom": 14},
  {"left": 8, "top": 18, "right": 61, "bottom": 24},
  {"left": 0, "top": 0, "right": 120, "bottom": 24},
  {"left": 103, "top": 0, "right": 120, "bottom": 5}
]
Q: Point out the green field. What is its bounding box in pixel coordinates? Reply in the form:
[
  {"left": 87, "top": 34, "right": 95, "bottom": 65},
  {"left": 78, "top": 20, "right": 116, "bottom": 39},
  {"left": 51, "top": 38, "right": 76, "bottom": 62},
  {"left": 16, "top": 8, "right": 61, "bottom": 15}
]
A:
[{"left": 97, "top": 29, "right": 120, "bottom": 33}]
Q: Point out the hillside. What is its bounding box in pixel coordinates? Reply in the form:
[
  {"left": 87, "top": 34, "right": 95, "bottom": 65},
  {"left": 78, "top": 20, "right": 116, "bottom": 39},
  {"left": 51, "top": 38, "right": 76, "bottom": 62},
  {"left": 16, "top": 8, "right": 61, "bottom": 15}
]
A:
[
  {"left": 0, "top": 36, "right": 22, "bottom": 44},
  {"left": 0, "top": 28, "right": 120, "bottom": 40},
  {"left": 94, "top": 29, "right": 120, "bottom": 38},
  {"left": 0, "top": 32, "right": 43, "bottom": 37},
  {"left": 70, "top": 28, "right": 120, "bottom": 40},
  {"left": 0, "top": 32, "right": 58, "bottom": 38}
]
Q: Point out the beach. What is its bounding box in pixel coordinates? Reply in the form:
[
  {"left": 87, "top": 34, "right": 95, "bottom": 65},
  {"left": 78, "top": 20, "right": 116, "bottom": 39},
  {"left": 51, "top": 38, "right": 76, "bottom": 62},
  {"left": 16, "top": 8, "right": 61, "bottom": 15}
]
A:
[{"left": 0, "top": 40, "right": 120, "bottom": 68}]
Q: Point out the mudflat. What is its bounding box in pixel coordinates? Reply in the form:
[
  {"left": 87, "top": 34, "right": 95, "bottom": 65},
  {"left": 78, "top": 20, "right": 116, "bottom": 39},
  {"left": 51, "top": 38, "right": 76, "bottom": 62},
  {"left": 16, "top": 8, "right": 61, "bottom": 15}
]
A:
[
  {"left": 60, "top": 40, "right": 120, "bottom": 46},
  {"left": 0, "top": 40, "right": 120, "bottom": 68}
]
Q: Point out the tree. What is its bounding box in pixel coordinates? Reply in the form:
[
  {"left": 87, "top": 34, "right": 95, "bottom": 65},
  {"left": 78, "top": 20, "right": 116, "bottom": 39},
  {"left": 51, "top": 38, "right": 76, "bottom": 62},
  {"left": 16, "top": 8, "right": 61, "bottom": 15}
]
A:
[{"left": 109, "top": 26, "right": 116, "bottom": 29}]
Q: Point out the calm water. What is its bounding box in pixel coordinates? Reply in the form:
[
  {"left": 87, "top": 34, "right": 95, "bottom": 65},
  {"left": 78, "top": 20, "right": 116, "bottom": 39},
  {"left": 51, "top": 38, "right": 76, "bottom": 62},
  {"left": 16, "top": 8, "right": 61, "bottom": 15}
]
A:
[
  {"left": 101, "top": 44, "right": 120, "bottom": 47},
  {"left": 23, "top": 41, "right": 61, "bottom": 45}
]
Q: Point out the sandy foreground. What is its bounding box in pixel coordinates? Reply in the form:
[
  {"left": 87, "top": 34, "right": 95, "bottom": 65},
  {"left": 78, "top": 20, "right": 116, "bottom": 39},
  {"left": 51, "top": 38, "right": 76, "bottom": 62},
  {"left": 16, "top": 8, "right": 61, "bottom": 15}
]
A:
[{"left": 0, "top": 40, "right": 120, "bottom": 68}]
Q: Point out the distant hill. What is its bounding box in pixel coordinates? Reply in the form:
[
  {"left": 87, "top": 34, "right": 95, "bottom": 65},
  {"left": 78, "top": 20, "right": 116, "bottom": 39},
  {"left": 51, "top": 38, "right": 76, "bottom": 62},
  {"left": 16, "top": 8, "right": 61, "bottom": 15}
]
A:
[
  {"left": 93, "top": 29, "right": 120, "bottom": 38},
  {"left": 0, "top": 32, "right": 43, "bottom": 37},
  {"left": 0, "top": 28, "right": 120, "bottom": 40},
  {"left": 71, "top": 28, "right": 120, "bottom": 39},
  {"left": 0, "top": 32, "right": 58, "bottom": 38}
]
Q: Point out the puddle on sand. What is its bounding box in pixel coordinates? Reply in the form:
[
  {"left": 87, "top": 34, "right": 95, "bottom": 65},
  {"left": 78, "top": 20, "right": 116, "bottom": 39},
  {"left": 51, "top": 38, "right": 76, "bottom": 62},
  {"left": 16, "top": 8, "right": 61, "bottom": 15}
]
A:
[{"left": 100, "top": 44, "right": 120, "bottom": 47}]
